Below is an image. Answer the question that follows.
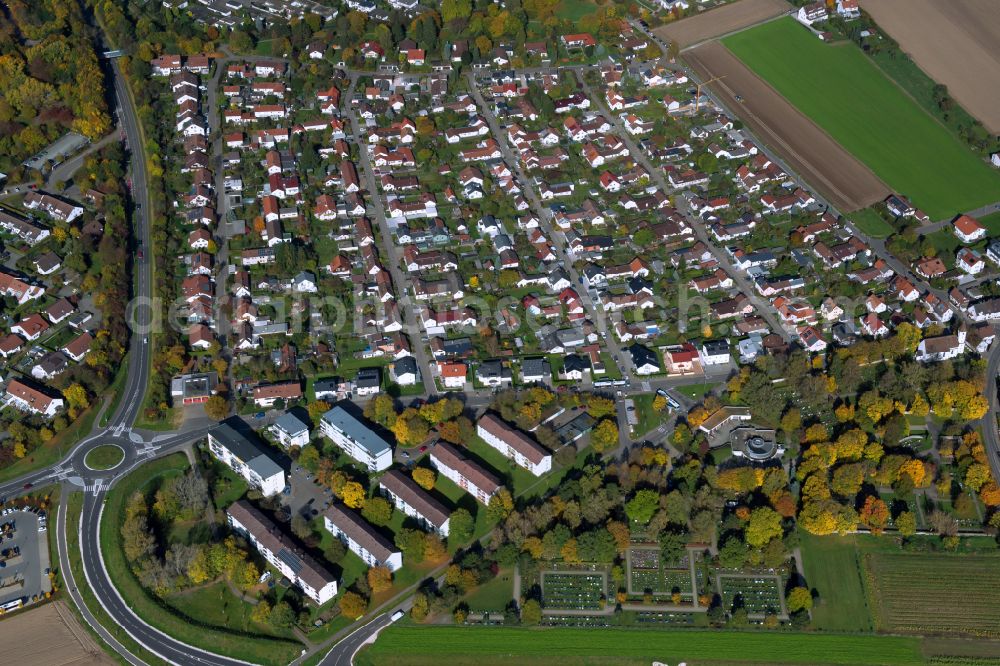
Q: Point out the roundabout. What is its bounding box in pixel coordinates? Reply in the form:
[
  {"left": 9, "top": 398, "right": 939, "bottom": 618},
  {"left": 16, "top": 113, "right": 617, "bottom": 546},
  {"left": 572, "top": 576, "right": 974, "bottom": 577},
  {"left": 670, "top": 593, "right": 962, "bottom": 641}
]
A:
[{"left": 83, "top": 444, "right": 125, "bottom": 471}]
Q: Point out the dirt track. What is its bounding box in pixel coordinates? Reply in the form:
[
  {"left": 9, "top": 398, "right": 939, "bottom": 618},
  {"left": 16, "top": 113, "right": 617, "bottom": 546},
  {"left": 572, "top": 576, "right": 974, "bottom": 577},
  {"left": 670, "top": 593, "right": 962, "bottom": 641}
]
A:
[
  {"left": 861, "top": 0, "right": 1000, "bottom": 134},
  {"left": 685, "top": 42, "right": 889, "bottom": 212},
  {"left": 654, "top": 0, "right": 791, "bottom": 49},
  {"left": 0, "top": 601, "right": 115, "bottom": 666}
]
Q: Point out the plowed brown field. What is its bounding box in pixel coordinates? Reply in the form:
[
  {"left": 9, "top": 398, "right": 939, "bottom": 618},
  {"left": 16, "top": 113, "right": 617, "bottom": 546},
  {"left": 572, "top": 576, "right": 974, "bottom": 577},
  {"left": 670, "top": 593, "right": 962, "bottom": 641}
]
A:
[
  {"left": 653, "top": 0, "right": 791, "bottom": 49},
  {"left": 862, "top": 0, "right": 1000, "bottom": 134},
  {"left": 0, "top": 601, "right": 114, "bottom": 666},
  {"left": 685, "top": 41, "right": 890, "bottom": 211}
]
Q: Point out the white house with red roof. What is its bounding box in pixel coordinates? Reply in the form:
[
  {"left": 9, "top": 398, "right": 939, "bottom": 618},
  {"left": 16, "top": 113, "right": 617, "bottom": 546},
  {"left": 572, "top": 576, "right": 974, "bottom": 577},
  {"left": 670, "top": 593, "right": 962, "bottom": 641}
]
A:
[{"left": 954, "top": 214, "right": 986, "bottom": 243}]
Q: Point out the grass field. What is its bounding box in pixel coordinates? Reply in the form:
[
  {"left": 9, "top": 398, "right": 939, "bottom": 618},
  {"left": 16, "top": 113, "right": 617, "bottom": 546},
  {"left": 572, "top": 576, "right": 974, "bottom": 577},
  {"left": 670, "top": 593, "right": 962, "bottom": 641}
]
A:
[
  {"left": 850, "top": 207, "right": 896, "bottom": 239},
  {"left": 978, "top": 211, "right": 1000, "bottom": 236},
  {"left": 724, "top": 18, "right": 1000, "bottom": 220},
  {"left": 100, "top": 454, "right": 303, "bottom": 665},
  {"left": 357, "top": 627, "right": 925, "bottom": 665},
  {"left": 84, "top": 445, "right": 124, "bottom": 470},
  {"left": 864, "top": 551, "right": 1000, "bottom": 637},
  {"left": 799, "top": 533, "right": 873, "bottom": 632},
  {"left": 555, "top": 0, "right": 597, "bottom": 21},
  {"left": 461, "top": 567, "right": 514, "bottom": 613}
]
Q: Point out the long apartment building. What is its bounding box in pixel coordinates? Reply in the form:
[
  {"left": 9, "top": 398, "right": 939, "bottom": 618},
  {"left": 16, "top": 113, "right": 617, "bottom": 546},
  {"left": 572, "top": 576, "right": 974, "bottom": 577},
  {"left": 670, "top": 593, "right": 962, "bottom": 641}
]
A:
[
  {"left": 323, "top": 503, "right": 403, "bottom": 571},
  {"left": 227, "top": 500, "right": 338, "bottom": 604},
  {"left": 429, "top": 442, "right": 501, "bottom": 505},
  {"left": 476, "top": 413, "right": 552, "bottom": 477},
  {"left": 207, "top": 424, "right": 285, "bottom": 496},
  {"left": 319, "top": 403, "right": 393, "bottom": 471},
  {"left": 378, "top": 469, "right": 451, "bottom": 537}
]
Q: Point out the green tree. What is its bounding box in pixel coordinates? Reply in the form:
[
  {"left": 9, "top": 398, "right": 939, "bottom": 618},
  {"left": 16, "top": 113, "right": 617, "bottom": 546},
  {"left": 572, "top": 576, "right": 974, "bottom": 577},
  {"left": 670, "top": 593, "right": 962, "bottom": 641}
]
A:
[
  {"left": 786, "top": 586, "right": 813, "bottom": 613},
  {"left": 520, "top": 599, "right": 542, "bottom": 625},
  {"left": 361, "top": 497, "right": 393, "bottom": 526},
  {"left": 449, "top": 508, "right": 474, "bottom": 545},
  {"left": 269, "top": 601, "right": 295, "bottom": 628},
  {"left": 625, "top": 489, "right": 660, "bottom": 524},
  {"left": 745, "top": 507, "right": 783, "bottom": 549}
]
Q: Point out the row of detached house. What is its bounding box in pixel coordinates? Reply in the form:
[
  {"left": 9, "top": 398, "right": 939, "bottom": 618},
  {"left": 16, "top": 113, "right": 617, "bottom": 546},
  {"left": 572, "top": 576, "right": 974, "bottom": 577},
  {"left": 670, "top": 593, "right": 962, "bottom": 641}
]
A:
[{"left": 0, "top": 190, "right": 93, "bottom": 419}]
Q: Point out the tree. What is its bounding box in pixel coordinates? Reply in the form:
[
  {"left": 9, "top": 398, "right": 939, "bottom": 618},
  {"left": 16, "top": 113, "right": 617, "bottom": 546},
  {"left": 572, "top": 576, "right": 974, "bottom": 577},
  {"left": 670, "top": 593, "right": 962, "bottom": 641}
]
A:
[
  {"left": 362, "top": 497, "right": 393, "bottom": 526},
  {"left": 269, "top": 601, "right": 295, "bottom": 628},
  {"left": 586, "top": 396, "right": 616, "bottom": 419},
  {"left": 859, "top": 496, "right": 890, "bottom": 535},
  {"left": 364, "top": 394, "right": 398, "bottom": 427},
  {"left": 786, "top": 586, "right": 812, "bottom": 613},
  {"left": 590, "top": 419, "right": 619, "bottom": 453},
  {"left": 486, "top": 488, "right": 514, "bottom": 522},
  {"left": 341, "top": 481, "right": 366, "bottom": 509},
  {"left": 449, "top": 508, "right": 474, "bottom": 545},
  {"left": 625, "top": 489, "right": 660, "bottom": 524},
  {"left": 204, "top": 395, "right": 228, "bottom": 421},
  {"left": 521, "top": 599, "right": 542, "bottom": 625},
  {"left": 339, "top": 591, "right": 368, "bottom": 619},
  {"left": 251, "top": 599, "right": 271, "bottom": 624},
  {"left": 896, "top": 510, "right": 917, "bottom": 537},
  {"left": 410, "top": 592, "right": 429, "bottom": 621},
  {"left": 412, "top": 467, "right": 436, "bottom": 491},
  {"left": 307, "top": 400, "right": 331, "bottom": 423},
  {"left": 745, "top": 507, "right": 783, "bottom": 548},
  {"left": 367, "top": 565, "right": 393, "bottom": 593},
  {"left": 64, "top": 383, "right": 90, "bottom": 411}
]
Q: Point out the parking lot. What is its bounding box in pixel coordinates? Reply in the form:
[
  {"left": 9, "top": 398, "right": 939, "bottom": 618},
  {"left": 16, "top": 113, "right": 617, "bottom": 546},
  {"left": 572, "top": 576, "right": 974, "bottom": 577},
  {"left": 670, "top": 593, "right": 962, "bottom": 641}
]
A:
[
  {"left": 284, "top": 463, "right": 332, "bottom": 521},
  {"left": 0, "top": 509, "right": 51, "bottom": 609}
]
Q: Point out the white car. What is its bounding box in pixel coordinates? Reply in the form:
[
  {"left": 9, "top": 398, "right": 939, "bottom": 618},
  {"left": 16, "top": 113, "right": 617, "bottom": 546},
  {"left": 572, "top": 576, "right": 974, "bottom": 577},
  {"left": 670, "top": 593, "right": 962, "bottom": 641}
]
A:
[{"left": 390, "top": 610, "right": 404, "bottom": 622}]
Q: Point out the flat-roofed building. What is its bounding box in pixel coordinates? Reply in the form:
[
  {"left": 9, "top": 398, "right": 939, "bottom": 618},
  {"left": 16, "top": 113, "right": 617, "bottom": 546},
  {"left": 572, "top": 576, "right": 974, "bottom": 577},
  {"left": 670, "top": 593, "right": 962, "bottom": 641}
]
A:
[
  {"left": 323, "top": 504, "right": 402, "bottom": 571},
  {"left": 227, "top": 500, "right": 338, "bottom": 603},
  {"left": 207, "top": 424, "right": 285, "bottom": 496},
  {"left": 378, "top": 469, "right": 451, "bottom": 537},
  {"left": 429, "top": 442, "right": 501, "bottom": 505},
  {"left": 476, "top": 413, "right": 552, "bottom": 477},
  {"left": 270, "top": 411, "right": 310, "bottom": 448},
  {"left": 320, "top": 403, "right": 393, "bottom": 471}
]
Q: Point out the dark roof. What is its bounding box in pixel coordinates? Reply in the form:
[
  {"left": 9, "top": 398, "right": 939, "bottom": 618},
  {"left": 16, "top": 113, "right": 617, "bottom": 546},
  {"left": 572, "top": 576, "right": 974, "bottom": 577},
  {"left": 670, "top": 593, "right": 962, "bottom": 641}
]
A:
[
  {"left": 209, "top": 424, "right": 283, "bottom": 480},
  {"left": 478, "top": 413, "right": 549, "bottom": 465},
  {"left": 227, "top": 501, "right": 337, "bottom": 593},
  {"left": 324, "top": 503, "right": 398, "bottom": 561},
  {"left": 431, "top": 442, "right": 501, "bottom": 495},
  {"left": 378, "top": 470, "right": 450, "bottom": 529},
  {"left": 628, "top": 343, "right": 660, "bottom": 368}
]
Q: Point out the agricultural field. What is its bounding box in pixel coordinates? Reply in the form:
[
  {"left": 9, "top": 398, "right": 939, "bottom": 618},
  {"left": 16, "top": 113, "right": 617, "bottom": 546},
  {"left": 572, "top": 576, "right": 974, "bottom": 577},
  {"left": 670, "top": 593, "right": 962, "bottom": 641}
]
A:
[
  {"left": 723, "top": 18, "right": 1000, "bottom": 219},
  {"left": 541, "top": 572, "right": 606, "bottom": 610},
  {"left": 717, "top": 574, "right": 785, "bottom": 617},
  {"left": 0, "top": 601, "right": 115, "bottom": 666},
  {"left": 861, "top": 0, "right": 1000, "bottom": 134},
  {"left": 653, "top": 0, "right": 791, "bottom": 49},
  {"left": 864, "top": 551, "right": 1000, "bottom": 636},
  {"left": 357, "top": 626, "right": 926, "bottom": 666},
  {"left": 685, "top": 41, "right": 889, "bottom": 212}
]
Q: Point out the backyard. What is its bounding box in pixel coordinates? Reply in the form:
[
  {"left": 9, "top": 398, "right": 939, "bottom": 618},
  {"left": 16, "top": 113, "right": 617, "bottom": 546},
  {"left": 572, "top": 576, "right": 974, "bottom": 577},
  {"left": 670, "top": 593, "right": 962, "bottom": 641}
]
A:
[{"left": 724, "top": 18, "right": 1000, "bottom": 219}]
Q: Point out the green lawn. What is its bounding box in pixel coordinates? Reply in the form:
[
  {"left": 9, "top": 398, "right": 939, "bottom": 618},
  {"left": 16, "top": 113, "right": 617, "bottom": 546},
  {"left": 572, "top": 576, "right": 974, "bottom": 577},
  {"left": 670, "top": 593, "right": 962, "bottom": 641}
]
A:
[
  {"left": 357, "top": 627, "right": 924, "bottom": 666},
  {"left": 798, "top": 532, "right": 873, "bottom": 632},
  {"left": 461, "top": 567, "right": 515, "bottom": 613},
  {"left": 978, "top": 211, "right": 1000, "bottom": 236},
  {"left": 850, "top": 207, "right": 895, "bottom": 239},
  {"left": 724, "top": 18, "right": 1000, "bottom": 219},
  {"left": 631, "top": 393, "right": 670, "bottom": 437},
  {"left": 555, "top": 0, "right": 597, "bottom": 22},
  {"left": 100, "top": 454, "right": 303, "bottom": 665},
  {"left": 675, "top": 382, "right": 719, "bottom": 400},
  {"left": 164, "top": 580, "right": 293, "bottom": 639},
  {"left": 84, "top": 444, "right": 124, "bottom": 470}
]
